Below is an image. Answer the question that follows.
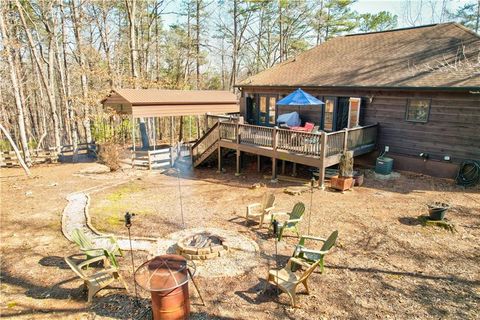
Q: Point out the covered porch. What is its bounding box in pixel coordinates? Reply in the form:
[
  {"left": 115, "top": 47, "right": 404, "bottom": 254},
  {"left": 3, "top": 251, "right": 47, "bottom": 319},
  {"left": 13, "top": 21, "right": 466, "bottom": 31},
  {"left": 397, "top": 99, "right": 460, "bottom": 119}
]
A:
[{"left": 102, "top": 89, "right": 239, "bottom": 169}]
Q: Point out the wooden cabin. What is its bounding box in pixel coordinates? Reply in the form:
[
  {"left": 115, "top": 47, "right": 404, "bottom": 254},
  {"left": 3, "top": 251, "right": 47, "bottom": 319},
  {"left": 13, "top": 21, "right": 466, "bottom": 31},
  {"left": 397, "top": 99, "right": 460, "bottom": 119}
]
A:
[{"left": 236, "top": 23, "right": 480, "bottom": 178}]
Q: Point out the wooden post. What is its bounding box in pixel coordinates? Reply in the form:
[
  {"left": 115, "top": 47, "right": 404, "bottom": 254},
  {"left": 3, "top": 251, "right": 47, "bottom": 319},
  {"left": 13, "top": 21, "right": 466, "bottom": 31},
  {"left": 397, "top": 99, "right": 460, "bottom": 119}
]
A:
[
  {"left": 271, "top": 126, "right": 278, "bottom": 182},
  {"left": 170, "top": 116, "right": 174, "bottom": 167},
  {"left": 235, "top": 122, "right": 241, "bottom": 176},
  {"left": 343, "top": 128, "right": 349, "bottom": 153},
  {"left": 281, "top": 160, "right": 286, "bottom": 175},
  {"left": 319, "top": 132, "right": 327, "bottom": 189},
  {"left": 153, "top": 117, "right": 156, "bottom": 150},
  {"left": 132, "top": 116, "right": 136, "bottom": 152},
  {"left": 147, "top": 150, "right": 152, "bottom": 170},
  {"left": 292, "top": 163, "right": 297, "bottom": 177},
  {"left": 217, "top": 146, "right": 222, "bottom": 172},
  {"left": 257, "top": 155, "right": 261, "bottom": 172}
]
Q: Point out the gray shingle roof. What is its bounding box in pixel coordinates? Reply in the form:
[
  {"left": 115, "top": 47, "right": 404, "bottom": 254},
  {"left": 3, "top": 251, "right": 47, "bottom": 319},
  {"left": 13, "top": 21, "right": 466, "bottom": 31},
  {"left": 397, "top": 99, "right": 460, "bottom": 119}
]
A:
[{"left": 238, "top": 23, "right": 480, "bottom": 89}]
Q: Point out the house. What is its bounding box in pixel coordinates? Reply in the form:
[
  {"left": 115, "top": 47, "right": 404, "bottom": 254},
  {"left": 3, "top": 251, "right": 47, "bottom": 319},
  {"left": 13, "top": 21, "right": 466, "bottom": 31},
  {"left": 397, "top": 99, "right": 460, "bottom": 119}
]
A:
[{"left": 236, "top": 23, "right": 480, "bottom": 178}]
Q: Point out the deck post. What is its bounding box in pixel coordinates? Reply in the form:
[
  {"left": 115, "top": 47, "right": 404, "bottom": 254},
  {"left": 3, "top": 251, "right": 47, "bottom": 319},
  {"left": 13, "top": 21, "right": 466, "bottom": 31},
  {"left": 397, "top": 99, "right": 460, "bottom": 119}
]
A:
[
  {"left": 319, "top": 132, "right": 327, "bottom": 189},
  {"left": 170, "top": 116, "right": 174, "bottom": 167},
  {"left": 235, "top": 122, "right": 241, "bottom": 176},
  {"left": 217, "top": 146, "right": 222, "bottom": 173},
  {"left": 343, "top": 128, "right": 349, "bottom": 153},
  {"left": 257, "top": 155, "right": 261, "bottom": 172},
  {"left": 281, "top": 160, "right": 286, "bottom": 175},
  {"left": 271, "top": 126, "right": 278, "bottom": 182},
  {"left": 292, "top": 163, "right": 297, "bottom": 177}
]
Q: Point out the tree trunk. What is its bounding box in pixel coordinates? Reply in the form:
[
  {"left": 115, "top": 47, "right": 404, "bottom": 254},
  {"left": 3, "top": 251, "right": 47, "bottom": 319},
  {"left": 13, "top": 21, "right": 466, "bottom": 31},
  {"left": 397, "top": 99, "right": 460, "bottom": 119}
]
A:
[
  {"left": 15, "top": 0, "right": 61, "bottom": 151},
  {"left": 0, "top": 8, "right": 32, "bottom": 166},
  {"left": 0, "top": 123, "right": 31, "bottom": 176}
]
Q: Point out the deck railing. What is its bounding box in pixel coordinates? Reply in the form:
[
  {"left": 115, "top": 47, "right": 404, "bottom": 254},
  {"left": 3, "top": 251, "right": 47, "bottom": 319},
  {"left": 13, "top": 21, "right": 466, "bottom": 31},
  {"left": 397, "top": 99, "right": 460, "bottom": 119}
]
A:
[
  {"left": 192, "top": 122, "right": 220, "bottom": 163},
  {"left": 277, "top": 129, "right": 322, "bottom": 156},
  {"left": 206, "top": 113, "right": 242, "bottom": 131},
  {"left": 192, "top": 122, "right": 378, "bottom": 167},
  {"left": 239, "top": 124, "right": 274, "bottom": 147}
]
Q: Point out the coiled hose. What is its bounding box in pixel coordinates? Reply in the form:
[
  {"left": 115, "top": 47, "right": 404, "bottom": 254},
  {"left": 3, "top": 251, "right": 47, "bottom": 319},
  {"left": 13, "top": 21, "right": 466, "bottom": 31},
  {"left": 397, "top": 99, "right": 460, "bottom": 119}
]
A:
[{"left": 456, "top": 160, "right": 480, "bottom": 187}]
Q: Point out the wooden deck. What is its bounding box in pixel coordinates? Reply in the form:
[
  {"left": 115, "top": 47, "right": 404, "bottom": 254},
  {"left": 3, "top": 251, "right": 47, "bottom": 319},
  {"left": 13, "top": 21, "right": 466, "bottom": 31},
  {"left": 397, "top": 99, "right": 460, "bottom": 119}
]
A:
[{"left": 191, "top": 122, "right": 378, "bottom": 186}]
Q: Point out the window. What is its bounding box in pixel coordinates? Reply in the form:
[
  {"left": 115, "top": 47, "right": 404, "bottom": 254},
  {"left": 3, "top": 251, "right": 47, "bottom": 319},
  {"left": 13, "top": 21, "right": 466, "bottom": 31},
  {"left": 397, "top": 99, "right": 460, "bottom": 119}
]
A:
[
  {"left": 259, "top": 96, "right": 267, "bottom": 123},
  {"left": 269, "top": 97, "right": 276, "bottom": 125},
  {"left": 406, "top": 99, "right": 430, "bottom": 122},
  {"left": 348, "top": 98, "right": 361, "bottom": 128},
  {"left": 324, "top": 98, "right": 335, "bottom": 131}
]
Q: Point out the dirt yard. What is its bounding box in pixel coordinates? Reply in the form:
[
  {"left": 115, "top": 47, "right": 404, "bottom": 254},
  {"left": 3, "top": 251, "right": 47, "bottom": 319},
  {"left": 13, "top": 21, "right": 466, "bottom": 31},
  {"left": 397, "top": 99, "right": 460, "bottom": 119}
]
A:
[{"left": 1, "top": 160, "right": 479, "bottom": 319}]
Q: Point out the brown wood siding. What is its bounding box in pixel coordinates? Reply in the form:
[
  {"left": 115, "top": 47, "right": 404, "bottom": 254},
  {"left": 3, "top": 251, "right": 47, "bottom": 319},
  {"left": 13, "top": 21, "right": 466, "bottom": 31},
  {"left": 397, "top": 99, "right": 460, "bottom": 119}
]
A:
[
  {"left": 241, "top": 86, "right": 480, "bottom": 164},
  {"left": 364, "top": 93, "right": 480, "bottom": 163}
]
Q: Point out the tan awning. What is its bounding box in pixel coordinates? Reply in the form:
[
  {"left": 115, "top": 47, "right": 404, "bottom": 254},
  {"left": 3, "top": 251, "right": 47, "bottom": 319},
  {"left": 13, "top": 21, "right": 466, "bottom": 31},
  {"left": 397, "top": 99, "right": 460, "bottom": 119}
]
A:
[{"left": 102, "top": 89, "right": 239, "bottom": 117}]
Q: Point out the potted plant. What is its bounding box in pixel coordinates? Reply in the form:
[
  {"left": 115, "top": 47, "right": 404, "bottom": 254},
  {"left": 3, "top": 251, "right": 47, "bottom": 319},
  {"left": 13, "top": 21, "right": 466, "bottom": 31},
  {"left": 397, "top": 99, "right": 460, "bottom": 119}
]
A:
[
  {"left": 331, "top": 151, "right": 354, "bottom": 191},
  {"left": 427, "top": 202, "right": 450, "bottom": 220}
]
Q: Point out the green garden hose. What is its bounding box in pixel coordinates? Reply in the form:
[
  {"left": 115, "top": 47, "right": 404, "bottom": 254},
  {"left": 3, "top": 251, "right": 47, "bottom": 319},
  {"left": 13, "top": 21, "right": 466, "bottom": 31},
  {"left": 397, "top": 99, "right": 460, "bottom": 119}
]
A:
[{"left": 456, "top": 160, "right": 480, "bottom": 187}]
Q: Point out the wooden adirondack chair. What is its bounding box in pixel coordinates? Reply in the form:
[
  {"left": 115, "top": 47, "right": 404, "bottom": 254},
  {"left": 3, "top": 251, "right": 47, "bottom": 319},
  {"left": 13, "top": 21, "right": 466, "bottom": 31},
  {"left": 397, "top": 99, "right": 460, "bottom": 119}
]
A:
[
  {"left": 246, "top": 193, "right": 276, "bottom": 228},
  {"left": 265, "top": 257, "right": 321, "bottom": 307},
  {"left": 272, "top": 202, "right": 305, "bottom": 241},
  {"left": 65, "top": 256, "right": 129, "bottom": 303},
  {"left": 71, "top": 228, "right": 122, "bottom": 266},
  {"left": 293, "top": 230, "right": 338, "bottom": 273}
]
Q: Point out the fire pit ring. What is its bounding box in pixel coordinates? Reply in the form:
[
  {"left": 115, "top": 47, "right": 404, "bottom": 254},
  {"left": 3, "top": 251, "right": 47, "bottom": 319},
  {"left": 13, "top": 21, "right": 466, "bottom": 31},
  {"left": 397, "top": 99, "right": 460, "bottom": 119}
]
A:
[{"left": 176, "top": 232, "right": 229, "bottom": 260}]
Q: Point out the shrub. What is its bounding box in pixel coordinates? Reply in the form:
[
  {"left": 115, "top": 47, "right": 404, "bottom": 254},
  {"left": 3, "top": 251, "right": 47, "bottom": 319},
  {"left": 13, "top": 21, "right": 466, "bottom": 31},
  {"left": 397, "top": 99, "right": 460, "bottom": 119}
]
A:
[{"left": 98, "top": 142, "right": 121, "bottom": 172}]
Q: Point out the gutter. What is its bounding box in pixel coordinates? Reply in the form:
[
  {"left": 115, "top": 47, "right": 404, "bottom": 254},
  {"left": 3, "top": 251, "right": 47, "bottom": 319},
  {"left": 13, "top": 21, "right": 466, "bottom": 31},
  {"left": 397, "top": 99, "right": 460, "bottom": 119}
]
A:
[{"left": 233, "top": 84, "right": 480, "bottom": 93}]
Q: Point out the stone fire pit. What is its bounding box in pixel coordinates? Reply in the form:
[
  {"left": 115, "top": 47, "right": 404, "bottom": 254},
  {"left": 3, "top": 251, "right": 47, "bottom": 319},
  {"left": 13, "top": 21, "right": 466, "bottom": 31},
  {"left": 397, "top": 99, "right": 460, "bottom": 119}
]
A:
[{"left": 176, "top": 232, "right": 229, "bottom": 260}]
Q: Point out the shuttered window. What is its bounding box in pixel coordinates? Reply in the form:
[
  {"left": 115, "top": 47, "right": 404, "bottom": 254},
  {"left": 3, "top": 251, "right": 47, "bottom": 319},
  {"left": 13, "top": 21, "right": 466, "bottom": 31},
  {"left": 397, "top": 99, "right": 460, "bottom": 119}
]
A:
[{"left": 406, "top": 99, "right": 430, "bottom": 123}]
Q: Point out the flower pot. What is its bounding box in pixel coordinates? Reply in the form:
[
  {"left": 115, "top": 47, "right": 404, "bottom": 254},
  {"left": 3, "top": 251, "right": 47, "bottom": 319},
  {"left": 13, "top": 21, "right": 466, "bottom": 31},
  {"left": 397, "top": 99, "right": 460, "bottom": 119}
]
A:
[
  {"left": 427, "top": 202, "right": 449, "bottom": 221},
  {"left": 330, "top": 176, "right": 354, "bottom": 191},
  {"left": 353, "top": 173, "right": 364, "bottom": 186}
]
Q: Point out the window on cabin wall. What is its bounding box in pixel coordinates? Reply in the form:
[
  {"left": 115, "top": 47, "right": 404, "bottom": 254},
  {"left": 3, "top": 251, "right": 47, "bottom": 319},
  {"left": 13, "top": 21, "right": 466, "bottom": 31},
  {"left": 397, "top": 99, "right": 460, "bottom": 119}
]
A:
[
  {"left": 259, "top": 96, "right": 267, "bottom": 123},
  {"left": 324, "top": 98, "right": 335, "bottom": 131},
  {"left": 348, "top": 98, "right": 361, "bottom": 128},
  {"left": 406, "top": 99, "right": 430, "bottom": 122},
  {"left": 269, "top": 96, "right": 276, "bottom": 125}
]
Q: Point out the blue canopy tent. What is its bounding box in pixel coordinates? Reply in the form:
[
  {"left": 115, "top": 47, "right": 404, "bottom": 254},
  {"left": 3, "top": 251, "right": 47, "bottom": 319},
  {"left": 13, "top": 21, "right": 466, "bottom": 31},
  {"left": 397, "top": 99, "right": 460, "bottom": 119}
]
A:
[{"left": 276, "top": 88, "right": 324, "bottom": 127}]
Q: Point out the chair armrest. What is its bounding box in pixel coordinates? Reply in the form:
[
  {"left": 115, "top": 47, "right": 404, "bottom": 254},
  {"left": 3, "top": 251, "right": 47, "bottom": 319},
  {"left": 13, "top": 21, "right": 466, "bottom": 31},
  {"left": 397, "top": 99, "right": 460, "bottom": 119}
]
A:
[
  {"left": 78, "top": 256, "right": 106, "bottom": 269},
  {"left": 271, "top": 212, "right": 289, "bottom": 218},
  {"left": 300, "top": 235, "right": 327, "bottom": 242},
  {"left": 285, "top": 218, "right": 302, "bottom": 224},
  {"left": 299, "top": 248, "right": 329, "bottom": 255},
  {"left": 264, "top": 206, "right": 275, "bottom": 213},
  {"left": 288, "top": 257, "right": 312, "bottom": 269},
  {"left": 247, "top": 203, "right": 261, "bottom": 209}
]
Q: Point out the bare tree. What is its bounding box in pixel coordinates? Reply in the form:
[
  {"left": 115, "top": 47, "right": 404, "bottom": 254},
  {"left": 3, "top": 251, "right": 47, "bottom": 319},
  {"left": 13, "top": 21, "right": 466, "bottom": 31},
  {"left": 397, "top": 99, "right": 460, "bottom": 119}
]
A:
[{"left": 0, "top": 5, "right": 32, "bottom": 166}]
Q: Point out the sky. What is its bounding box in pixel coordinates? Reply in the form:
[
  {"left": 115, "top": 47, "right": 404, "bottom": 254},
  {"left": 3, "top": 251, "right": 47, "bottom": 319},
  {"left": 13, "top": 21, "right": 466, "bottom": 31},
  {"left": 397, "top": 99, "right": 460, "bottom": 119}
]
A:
[{"left": 352, "top": 0, "right": 473, "bottom": 27}]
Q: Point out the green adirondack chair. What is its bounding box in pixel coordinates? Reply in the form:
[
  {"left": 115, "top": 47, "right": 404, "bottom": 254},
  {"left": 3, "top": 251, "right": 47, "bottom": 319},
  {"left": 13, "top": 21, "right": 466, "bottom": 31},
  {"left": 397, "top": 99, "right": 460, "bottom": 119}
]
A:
[
  {"left": 272, "top": 202, "right": 305, "bottom": 241},
  {"left": 71, "top": 228, "right": 122, "bottom": 267},
  {"left": 293, "top": 230, "right": 338, "bottom": 273},
  {"left": 65, "top": 255, "right": 129, "bottom": 303}
]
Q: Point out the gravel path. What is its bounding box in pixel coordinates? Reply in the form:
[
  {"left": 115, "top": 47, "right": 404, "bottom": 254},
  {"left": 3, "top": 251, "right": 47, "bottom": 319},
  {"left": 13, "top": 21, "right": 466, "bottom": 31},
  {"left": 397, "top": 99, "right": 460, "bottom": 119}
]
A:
[
  {"left": 62, "top": 182, "right": 158, "bottom": 253},
  {"left": 62, "top": 183, "right": 262, "bottom": 278}
]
